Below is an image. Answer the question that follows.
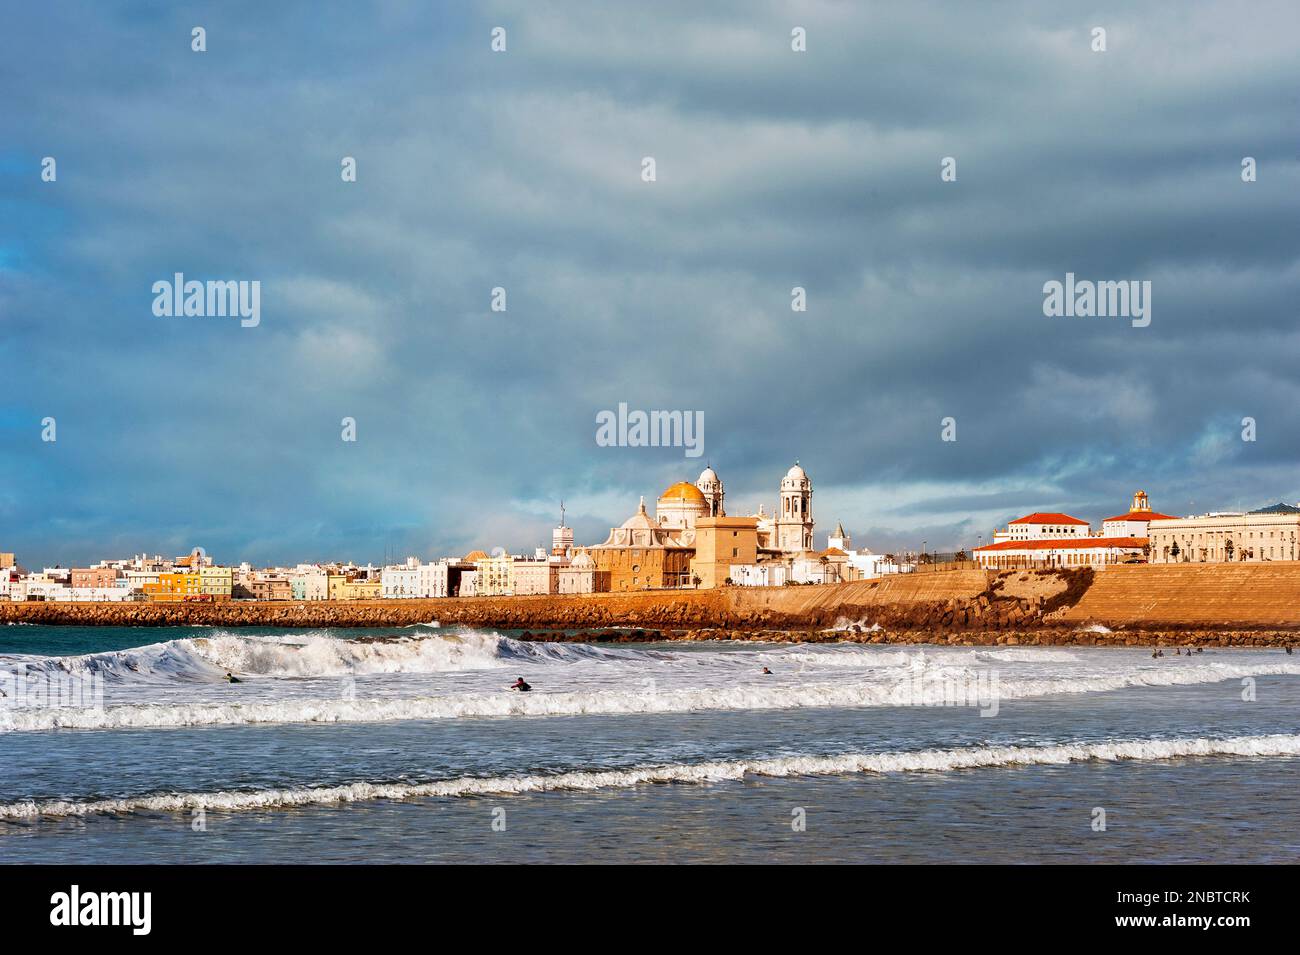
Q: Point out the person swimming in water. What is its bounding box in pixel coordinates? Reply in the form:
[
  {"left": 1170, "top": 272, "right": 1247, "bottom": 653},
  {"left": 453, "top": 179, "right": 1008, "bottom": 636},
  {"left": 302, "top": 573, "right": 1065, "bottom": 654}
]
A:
[
  {"left": 225, "top": 672, "right": 241, "bottom": 684},
  {"left": 761, "top": 666, "right": 773, "bottom": 675},
  {"left": 509, "top": 677, "right": 531, "bottom": 692}
]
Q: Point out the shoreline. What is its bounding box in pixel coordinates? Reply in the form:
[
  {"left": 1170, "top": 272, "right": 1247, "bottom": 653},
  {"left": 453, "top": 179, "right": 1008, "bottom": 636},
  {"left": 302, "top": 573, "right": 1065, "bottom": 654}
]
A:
[
  {"left": 508, "top": 627, "right": 1300, "bottom": 648},
  {"left": 4, "top": 563, "right": 1300, "bottom": 647}
]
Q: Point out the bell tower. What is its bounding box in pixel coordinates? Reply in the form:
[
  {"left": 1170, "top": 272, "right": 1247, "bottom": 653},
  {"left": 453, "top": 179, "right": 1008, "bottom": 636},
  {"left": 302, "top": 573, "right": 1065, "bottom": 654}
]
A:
[
  {"left": 776, "top": 461, "right": 813, "bottom": 552},
  {"left": 697, "top": 465, "right": 725, "bottom": 517}
]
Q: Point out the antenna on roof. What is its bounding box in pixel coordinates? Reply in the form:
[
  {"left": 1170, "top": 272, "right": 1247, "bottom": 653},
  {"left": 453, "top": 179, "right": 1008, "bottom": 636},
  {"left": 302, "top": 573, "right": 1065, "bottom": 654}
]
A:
[{"left": 560, "top": 500, "right": 566, "bottom": 527}]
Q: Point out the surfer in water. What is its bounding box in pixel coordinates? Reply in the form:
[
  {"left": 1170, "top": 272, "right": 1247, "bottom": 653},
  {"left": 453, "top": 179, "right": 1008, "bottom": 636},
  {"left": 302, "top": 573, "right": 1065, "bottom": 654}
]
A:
[
  {"left": 224, "top": 672, "right": 241, "bottom": 684},
  {"left": 509, "top": 677, "right": 531, "bottom": 692},
  {"left": 761, "top": 666, "right": 773, "bottom": 675}
]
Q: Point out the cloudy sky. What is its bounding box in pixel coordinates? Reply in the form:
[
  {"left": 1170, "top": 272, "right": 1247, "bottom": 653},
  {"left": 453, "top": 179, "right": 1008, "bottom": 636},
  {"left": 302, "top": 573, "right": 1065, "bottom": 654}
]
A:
[{"left": 3, "top": 1, "right": 1298, "bottom": 568}]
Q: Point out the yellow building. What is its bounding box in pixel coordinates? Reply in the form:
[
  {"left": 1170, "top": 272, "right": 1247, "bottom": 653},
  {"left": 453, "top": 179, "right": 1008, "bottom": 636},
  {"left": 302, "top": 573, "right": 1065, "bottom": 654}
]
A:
[
  {"left": 199, "top": 565, "right": 233, "bottom": 600},
  {"left": 475, "top": 552, "right": 515, "bottom": 596},
  {"left": 143, "top": 573, "right": 203, "bottom": 602},
  {"left": 341, "top": 579, "right": 381, "bottom": 600},
  {"left": 690, "top": 516, "right": 759, "bottom": 588},
  {"left": 0, "top": 553, "right": 14, "bottom": 570}
]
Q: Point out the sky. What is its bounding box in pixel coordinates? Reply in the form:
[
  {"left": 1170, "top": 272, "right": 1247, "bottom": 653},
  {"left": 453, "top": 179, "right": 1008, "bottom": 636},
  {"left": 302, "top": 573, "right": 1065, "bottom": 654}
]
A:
[{"left": 2, "top": 1, "right": 1299, "bottom": 568}]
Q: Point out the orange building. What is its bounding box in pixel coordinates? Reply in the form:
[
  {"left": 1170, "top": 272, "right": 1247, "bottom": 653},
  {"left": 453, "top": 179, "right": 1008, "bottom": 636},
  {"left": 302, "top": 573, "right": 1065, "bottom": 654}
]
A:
[
  {"left": 690, "top": 517, "right": 759, "bottom": 588},
  {"left": 589, "top": 498, "right": 694, "bottom": 590},
  {"left": 142, "top": 573, "right": 203, "bottom": 602}
]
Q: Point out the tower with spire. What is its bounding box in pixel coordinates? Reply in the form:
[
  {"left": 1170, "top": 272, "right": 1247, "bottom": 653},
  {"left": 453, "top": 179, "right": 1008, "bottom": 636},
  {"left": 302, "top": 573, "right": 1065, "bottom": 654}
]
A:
[
  {"left": 696, "top": 464, "right": 725, "bottom": 517},
  {"left": 776, "top": 461, "right": 814, "bottom": 552}
]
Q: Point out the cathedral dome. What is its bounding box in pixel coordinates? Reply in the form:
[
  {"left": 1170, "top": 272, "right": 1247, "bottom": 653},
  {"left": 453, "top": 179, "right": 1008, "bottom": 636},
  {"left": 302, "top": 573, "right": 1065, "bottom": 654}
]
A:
[
  {"left": 622, "top": 497, "right": 657, "bottom": 529},
  {"left": 786, "top": 463, "right": 807, "bottom": 481},
  {"left": 698, "top": 466, "right": 719, "bottom": 484},
  {"left": 659, "top": 481, "right": 707, "bottom": 504}
]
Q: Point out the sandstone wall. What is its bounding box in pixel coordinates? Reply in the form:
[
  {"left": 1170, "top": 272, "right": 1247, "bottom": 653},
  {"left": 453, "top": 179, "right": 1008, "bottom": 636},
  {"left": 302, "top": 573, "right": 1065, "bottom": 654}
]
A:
[
  {"left": 1053, "top": 562, "right": 1300, "bottom": 629},
  {"left": 14, "top": 563, "right": 1299, "bottom": 634},
  {"left": 0, "top": 571, "right": 1010, "bottom": 630}
]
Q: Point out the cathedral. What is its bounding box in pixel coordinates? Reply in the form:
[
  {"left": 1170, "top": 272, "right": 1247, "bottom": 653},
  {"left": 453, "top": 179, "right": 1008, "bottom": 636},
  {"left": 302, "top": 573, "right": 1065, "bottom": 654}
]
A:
[
  {"left": 629, "top": 462, "right": 814, "bottom": 552},
  {"left": 587, "top": 462, "right": 817, "bottom": 590}
]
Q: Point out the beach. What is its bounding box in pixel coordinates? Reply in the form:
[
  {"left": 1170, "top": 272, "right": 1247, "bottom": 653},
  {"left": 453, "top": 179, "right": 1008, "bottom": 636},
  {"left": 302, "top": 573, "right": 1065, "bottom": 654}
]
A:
[{"left": 1, "top": 622, "right": 1298, "bottom": 863}]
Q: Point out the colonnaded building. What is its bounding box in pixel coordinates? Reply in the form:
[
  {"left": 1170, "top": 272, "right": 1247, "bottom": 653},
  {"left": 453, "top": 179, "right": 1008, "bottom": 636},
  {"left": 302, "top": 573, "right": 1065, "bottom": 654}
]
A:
[
  {"left": 1146, "top": 502, "right": 1300, "bottom": 563},
  {"left": 587, "top": 463, "right": 819, "bottom": 591}
]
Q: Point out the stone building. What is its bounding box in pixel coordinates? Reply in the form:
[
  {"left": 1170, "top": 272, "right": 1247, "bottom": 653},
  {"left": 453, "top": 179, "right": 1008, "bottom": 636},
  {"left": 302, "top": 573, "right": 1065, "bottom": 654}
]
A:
[
  {"left": 557, "top": 552, "right": 610, "bottom": 594},
  {"left": 1148, "top": 503, "right": 1300, "bottom": 563},
  {"left": 589, "top": 498, "right": 694, "bottom": 591},
  {"left": 690, "top": 516, "right": 759, "bottom": 589}
]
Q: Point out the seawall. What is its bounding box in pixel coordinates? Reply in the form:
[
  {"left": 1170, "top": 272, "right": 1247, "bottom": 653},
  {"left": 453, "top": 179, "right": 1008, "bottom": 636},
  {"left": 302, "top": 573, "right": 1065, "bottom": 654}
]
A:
[
  {"left": 5, "top": 564, "right": 1300, "bottom": 644},
  {"left": 0, "top": 570, "right": 1005, "bottom": 630},
  {"left": 1052, "top": 562, "right": 1300, "bottom": 629}
]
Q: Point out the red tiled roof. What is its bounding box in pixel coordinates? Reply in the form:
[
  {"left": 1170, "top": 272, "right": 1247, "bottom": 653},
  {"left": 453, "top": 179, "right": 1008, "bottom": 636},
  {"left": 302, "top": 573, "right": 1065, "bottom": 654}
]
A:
[
  {"left": 1008, "top": 512, "right": 1089, "bottom": 525},
  {"left": 1102, "top": 511, "right": 1178, "bottom": 523},
  {"left": 974, "top": 536, "right": 1146, "bottom": 553}
]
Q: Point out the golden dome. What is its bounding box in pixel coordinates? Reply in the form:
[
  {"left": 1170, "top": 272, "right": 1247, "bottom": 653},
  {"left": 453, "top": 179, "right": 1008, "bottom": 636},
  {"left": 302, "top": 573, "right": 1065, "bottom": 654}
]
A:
[
  {"left": 464, "top": 550, "right": 489, "bottom": 561},
  {"left": 658, "top": 481, "right": 707, "bottom": 504}
]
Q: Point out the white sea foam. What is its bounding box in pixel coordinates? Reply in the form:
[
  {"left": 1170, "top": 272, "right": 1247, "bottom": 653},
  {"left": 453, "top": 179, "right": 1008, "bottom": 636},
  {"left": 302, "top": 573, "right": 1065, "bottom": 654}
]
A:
[
  {"left": 3, "top": 734, "right": 1295, "bottom": 819},
  {"left": 0, "top": 630, "right": 625, "bottom": 685},
  {"left": 4, "top": 658, "right": 1299, "bottom": 732},
  {"left": 974, "top": 648, "right": 1083, "bottom": 663},
  {"left": 827, "top": 617, "right": 882, "bottom": 633}
]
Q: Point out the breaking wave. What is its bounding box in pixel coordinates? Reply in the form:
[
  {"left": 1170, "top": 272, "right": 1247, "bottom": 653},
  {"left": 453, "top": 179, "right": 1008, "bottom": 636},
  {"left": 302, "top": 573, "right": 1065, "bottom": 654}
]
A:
[
  {"left": 4, "top": 658, "right": 1299, "bottom": 732},
  {"left": 0, "top": 630, "right": 629, "bottom": 684},
  {"left": 3, "top": 734, "right": 1295, "bottom": 819}
]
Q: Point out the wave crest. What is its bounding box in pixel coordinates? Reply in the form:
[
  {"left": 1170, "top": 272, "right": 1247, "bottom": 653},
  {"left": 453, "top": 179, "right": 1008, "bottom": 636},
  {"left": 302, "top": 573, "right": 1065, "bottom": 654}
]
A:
[{"left": 4, "top": 734, "right": 1295, "bottom": 818}]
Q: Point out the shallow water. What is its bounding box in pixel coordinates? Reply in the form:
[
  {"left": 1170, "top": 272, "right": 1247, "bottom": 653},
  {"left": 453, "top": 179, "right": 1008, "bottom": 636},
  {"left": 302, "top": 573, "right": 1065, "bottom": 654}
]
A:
[{"left": 1, "top": 625, "right": 1296, "bottom": 863}]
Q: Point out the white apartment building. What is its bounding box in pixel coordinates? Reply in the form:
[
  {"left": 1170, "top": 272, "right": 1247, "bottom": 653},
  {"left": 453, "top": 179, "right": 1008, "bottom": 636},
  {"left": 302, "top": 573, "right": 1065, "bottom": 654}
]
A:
[
  {"left": 729, "top": 563, "right": 789, "bottom": 587},
  {"left": 290, "top": 566, "right": 329, "bottom": 601},
  {"left": 380, "top": 559, "right": 450, "bottom": 598},
  {"left": 992, "top": 512, "right": 1091, "bottom": 543}
]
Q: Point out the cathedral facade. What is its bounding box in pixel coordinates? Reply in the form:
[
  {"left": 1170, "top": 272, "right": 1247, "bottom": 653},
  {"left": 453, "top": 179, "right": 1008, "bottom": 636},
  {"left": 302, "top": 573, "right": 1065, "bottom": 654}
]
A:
[{"left": 587, "top": 462, "right": 817, "bottom": 590}]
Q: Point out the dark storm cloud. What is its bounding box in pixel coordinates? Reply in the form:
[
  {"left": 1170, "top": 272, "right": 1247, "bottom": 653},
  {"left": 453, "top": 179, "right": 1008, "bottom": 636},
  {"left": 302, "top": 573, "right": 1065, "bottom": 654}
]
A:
[{"left": 1, "top": 0, "right": 1298, "bottom": 565}]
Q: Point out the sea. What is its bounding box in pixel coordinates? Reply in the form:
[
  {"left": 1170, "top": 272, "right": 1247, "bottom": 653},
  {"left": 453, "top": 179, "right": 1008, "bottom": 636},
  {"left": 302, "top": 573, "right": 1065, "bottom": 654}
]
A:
[{"left": 1, "top": 623, "right": 1297, "bottom": 864}]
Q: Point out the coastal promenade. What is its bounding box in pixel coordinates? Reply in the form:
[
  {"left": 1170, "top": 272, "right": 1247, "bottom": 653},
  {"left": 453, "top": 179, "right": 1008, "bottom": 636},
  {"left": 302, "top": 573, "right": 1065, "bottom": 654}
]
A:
[
  {"left": 4, "top": 564, "right": 1300, "bottom": 643},
  {"left": 0, "top": 571, "right": 991, "bottom": 630}
]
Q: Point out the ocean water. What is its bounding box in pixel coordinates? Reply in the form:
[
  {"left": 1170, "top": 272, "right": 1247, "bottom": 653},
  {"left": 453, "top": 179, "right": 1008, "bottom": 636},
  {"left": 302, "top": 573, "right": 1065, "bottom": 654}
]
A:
[{"left": 1, "top": 624, "right": 1297, "bottom": 863}]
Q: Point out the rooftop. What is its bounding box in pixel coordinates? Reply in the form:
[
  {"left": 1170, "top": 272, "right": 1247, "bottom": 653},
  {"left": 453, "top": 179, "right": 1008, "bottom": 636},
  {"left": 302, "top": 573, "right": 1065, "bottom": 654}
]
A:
[
  {"left": 975, "top": 536, "right": 1146, "bottom": 552},
  {"left": 1008, "top": 512, "right": 1089, "bottom": 526},
  {"left": 1103, "top": 510, "right": 1178, "bottom": 523}
]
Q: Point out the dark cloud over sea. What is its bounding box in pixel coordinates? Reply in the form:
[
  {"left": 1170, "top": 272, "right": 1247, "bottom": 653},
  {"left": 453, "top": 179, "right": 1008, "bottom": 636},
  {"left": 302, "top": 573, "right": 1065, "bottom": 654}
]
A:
[{"left": 2, "top": 1, "right": 1298, "bottom": 566}]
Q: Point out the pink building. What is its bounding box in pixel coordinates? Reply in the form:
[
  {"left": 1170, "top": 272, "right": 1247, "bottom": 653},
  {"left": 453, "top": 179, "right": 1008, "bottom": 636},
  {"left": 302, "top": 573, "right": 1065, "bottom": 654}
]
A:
[{"left": 71, "top": 567, "right": 121, "bottom": 589}]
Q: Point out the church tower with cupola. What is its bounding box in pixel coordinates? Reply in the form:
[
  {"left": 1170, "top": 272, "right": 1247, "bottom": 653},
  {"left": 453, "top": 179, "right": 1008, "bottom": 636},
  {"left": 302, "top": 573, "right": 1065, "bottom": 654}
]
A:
[
  {"left": 776, "top": 461, "right": 814, "bottom": 552},
  {"left": 696, "top": 465, "right": 725, "bottom": 517}
]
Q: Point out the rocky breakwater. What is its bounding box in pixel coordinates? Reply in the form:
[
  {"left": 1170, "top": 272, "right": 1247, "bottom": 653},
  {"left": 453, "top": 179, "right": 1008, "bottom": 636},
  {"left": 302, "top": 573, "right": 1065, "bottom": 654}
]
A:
[{"left": 0, "top": 568, "right": 1072, "bottom": 632}]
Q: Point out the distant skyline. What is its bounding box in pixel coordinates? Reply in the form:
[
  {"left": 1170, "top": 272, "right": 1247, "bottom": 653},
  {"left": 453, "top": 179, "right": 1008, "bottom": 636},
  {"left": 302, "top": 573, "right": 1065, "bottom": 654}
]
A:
[{"left": 4, "top": 1, "right": 1299, "bottom": 568}]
